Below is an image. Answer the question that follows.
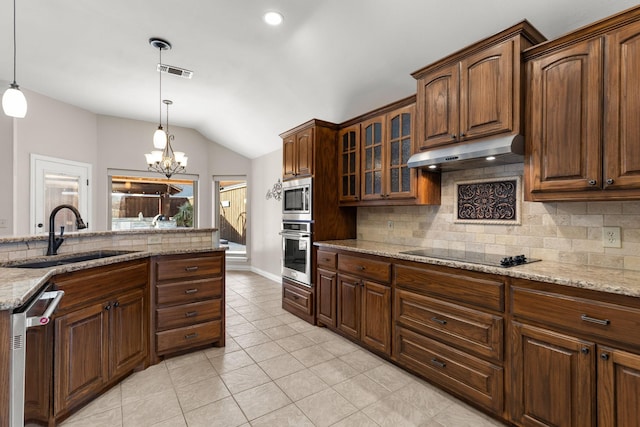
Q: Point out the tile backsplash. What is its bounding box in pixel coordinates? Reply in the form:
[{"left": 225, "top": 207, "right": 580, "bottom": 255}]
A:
[{"left": 357, "top": 164, "right": 640, "bottom": 271}]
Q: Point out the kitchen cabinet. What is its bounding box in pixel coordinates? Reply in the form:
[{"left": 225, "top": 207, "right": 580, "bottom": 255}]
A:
[
  {"left": 315, "top": 249, "right": 392, "bottom": 356},
  {"left": 316, "top": 253, "right": 337, "bottom": 327},
  {"left": 24, "top": 322, "right": 52, "bottom": 425},
  {"left": 52, "top": 260, "right": 148, "bottom": 417},
  {"left": 282, "top": 278, "right": 314, "bottom": 324},
  {"left": 413, "top": 21, "right": 544, "bottom": 151},
  {"left": 525, "top": 8, "right": 640, "bottom": 201},
  {"left": 338, "top": 99, "right": 441, "bottom": 206},
  {"left": 283, "top": 127, "right": 314, "bottom": 180},
  {"left": 153, "top": 252, "right": 225, "bottom": 360},
  {"left": 394, "top": 262, "right": 505, "bottom": 414},
  {"left": 338, "top": 124, "right": 360, "bottom": 203},
  {"left": 509, "top": 278, "right": 640, "bottom": 426}
]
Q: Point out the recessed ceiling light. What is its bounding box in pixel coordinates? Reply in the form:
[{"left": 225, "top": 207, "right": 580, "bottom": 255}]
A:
[{"left": 264, "top": 11, "right": 284, "bottom": 26}]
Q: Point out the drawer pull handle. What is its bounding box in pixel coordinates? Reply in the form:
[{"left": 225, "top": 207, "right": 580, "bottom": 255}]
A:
[
  {"left": 184, "top": 333, "right": 199, "bottom": 340},
  {"left": 431, "top": 358, "right": 446, "bottom": 369},
  {"left": 581, "top": 314, "right": 610, "bottom": 326},
  {"left": 185, "top": 311, "right": 198, "bottom": 318},
  {"left": 185, "top": 288, "right": 199, "bottom": 294},
  {"left": 185, "top": 266, "right": 199, "bottom": 272},
  {"left": 431, "top": 317, "right": 447, "bottom": 325}
]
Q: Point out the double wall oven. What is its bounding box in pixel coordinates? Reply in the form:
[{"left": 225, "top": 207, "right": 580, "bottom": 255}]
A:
[{"left": 281, "top": 177, "right": 313, "bottom": 287}]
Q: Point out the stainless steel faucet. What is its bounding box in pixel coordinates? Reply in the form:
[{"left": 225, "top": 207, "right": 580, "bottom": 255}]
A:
[{"left": 47, "top": 204, "right": 87, "bottom": 256}]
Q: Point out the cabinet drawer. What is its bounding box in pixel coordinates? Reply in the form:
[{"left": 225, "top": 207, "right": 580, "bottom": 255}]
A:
[
  {"left": 395, "top": 326, "right": 503, "bottom": 414},
  {"left": 282, "top": 281, "right": 313, "bottom": 316},
  {"left": 511, "top": 285, "right": 640, "bottom": 347},
  {"left": 395, "top": 264, "right": 504, "bottom": 312},
  {"left": 156, "top": 299, "right": 222, "bottom": 331},
  {"left": 156, "top": 277, "right": 222, "bottom": 306},
  {"left": 338, "top": 254, "right": 391, "bottom": 283},
  {"left": 156, "top": 254, "right": 222, "bottom": 281},
  {"left": 156, "top": 320, "right": 222, "bottom": 354},
  {"left": 395, "top": 289, "right": 503, "bottom": 361},
  {"left": 317, "top": 250, "right": 337, "bottom": 269}
]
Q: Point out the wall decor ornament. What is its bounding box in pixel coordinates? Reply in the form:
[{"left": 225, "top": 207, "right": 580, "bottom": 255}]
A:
[
  {"left": 265, "top": 179, "right": 282, "bottom": 201},
  {"left": 454, "top": 176, "right": 521, "bottom": 224}
]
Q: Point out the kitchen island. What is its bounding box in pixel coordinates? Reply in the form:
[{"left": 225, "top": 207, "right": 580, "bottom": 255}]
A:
[
  {"left": 0, "top": 228, "right": 226, "bottom": 426},
  {"left": 315, "top": 239, "right": 640, "bottom": 426}
]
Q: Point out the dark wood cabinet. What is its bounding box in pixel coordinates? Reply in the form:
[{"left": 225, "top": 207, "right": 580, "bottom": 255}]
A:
[
  {"left": 336, "top": 273, "right": 361, "bottom": 340},
  {"left": 52, "top": 260, "right": 148, "bottom": 418},
  {"left": 337, "top": 98, "right": 441, "bottom": 207},
  {"left": 153, "top": 252, "right": 225, "bottom": 360},
  {"left": 413, "top": 21, "right": 544, "bottom": 151},
  {"left": 282, "top": 278, "right": 314, "bottom": 324},
  {"left": 24, "top": 325, "right": 52, "bottom": 425},
  {"left": 316, "top": 267, "right": 337, "bottom": 328},
  {"left": 509, "top": 278, "right": 640, "bottom": 427},
  {"left": 525, "top": 9, "right": 640, "bottom": 201},
  {"left": 338, "top": 125, "right": 360, "bottom": 203},
  {"left": 598, "top": 346, "right": 640, "bottom": 427},
  {"left": 510, "top": 322, "right": 596, "bottom": 427},
  {"left": 283, "top": 127, "right": 314, "bottom": 180}
]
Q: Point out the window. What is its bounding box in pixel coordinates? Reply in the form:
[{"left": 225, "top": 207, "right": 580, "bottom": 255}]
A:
[{"left": 109, "top": 173, "right": 197, "bottom": 230}]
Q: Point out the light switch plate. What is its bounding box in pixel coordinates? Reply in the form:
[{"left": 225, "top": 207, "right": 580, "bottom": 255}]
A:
[{"left": 602, "top": 226, "right": 621, "bottom": 248}]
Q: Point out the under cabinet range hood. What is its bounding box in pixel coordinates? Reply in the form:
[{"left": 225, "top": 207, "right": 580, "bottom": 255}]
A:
[{"left": 407, "top": 134, "right": 525, "bottom": 172}]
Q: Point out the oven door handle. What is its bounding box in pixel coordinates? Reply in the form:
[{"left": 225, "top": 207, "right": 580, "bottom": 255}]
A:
[{"left": 279, "top": 232, "right": 311, "bottom": 238}]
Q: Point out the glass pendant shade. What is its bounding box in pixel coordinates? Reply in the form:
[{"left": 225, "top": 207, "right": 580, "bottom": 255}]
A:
[
  {"left": 153, "top": 126, "right": 167, "bottom": 149},
  {"left": 2, "top": 84, "right": 27, "bottom": 118}
]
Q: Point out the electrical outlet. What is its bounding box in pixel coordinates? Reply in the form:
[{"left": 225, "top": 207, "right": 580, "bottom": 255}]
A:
[
  {"left": 602, "top": 226, "right": 621, "bottom": 248},
  {"left": 387, "top": 220, "right": 394, "bottom": 230}
]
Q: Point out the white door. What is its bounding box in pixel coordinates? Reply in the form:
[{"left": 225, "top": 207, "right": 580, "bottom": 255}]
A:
[{"left": 31, "top": 154, "right": 91, "bottom": 234}]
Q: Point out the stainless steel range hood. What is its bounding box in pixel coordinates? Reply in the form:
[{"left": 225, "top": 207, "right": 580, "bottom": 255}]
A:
[{"left": 407, "top": 134, "right": 524, "bottom": 172}]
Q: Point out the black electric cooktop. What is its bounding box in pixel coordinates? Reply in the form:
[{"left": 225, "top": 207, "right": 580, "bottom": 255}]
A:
[{"left": 399, "top": 248, "right": 540, "bottom": 268}]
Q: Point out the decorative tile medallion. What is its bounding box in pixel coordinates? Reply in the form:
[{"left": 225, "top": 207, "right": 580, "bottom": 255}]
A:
[{"left": 454, "top": 176, "right": 521, "bottom": 224}]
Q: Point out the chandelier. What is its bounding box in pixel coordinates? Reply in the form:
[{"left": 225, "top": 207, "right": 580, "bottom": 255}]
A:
[
  {"left": 144, "top": 38, "right": 187, "bottom": 179},
  {"left": 2, "top": 0, "right": 27, "bottom": 118},
  {"left": 145, "top": 99, "right": 187, "bottom": 178}
]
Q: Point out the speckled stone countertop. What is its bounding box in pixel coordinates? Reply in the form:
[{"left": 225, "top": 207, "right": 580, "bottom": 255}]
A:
[
  {"left": 0, "top": 244, "right": 226, "bottom": 311},
  {"left": 315, "top": 240, "right": 640, "bottom": 299},
  {"left": 0, "top": 228, "right": 217, "bottom": 244}
]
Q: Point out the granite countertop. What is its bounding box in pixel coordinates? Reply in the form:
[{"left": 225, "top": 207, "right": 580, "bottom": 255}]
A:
[
  {"left": 0, "top": 228, "right": 217, "bottom": 244},
  {"left": 315, "top": 239, "right": 640, "bottom": 299},
  {"left": 0, "top": 244, "right": 226, "bottom": 311}
]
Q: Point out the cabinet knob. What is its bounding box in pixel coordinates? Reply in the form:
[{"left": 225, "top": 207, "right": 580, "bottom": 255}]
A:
[
  {"left": 588, "top": 179, "right": 597, "bottom": 186},
  {"left": 185, "top": 288, "right": 199, "bottom": 294},
  {"left": 113, "top": 301, "right": 120, "bottom": 308},
  {"left": 581, "top": 347, "right": 590, "bottom": 355},
  {"left": 451, "top": 134, "right": 457, "bottom": 139},
  {"left": 185, "top": 311, "right": 198, "bottom": 318},
  {"left": 601, "top": 353, "right": 610, "bottom": 361},
  {"left": 185, "top": 266, "right": 199, "bottom": 272},
  {"left": 606, "top": 178, "right": 614, "bottom": 185},
  {"left": 431, "top": 317, "right": 447, "bottom": 325},
  {"left": 459, "top": 133, "right": 466, "bottom": 138},
  {"left": 430, "top": 358, "right": 446, "bottom": 369},
  {"left": 357, "top": 265, "right": 366, "bottom": 271},
  {"left": 104, "top": 304, "right": 111, "bottom": 311},
  {"left": 184, "top": 333, "right": 198, "bottom": 340}
]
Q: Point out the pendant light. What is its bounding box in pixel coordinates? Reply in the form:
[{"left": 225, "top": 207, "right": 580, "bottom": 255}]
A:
[
  {"left": 149, "top": 38, "right": 171, "bottom": 149},
  {"left": 145, "top": 99, "right": 188, "bottom": 179},
  {"left": 2, "top": 0, "right": 27, "bottom": 118}
]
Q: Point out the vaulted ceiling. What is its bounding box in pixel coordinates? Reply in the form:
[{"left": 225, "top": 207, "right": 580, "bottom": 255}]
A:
[{"left": 1, "top": 0, "right": 635, "bottom": 158}]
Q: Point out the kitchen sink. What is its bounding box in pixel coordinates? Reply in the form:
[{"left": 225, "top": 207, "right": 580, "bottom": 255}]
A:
[{"left": 4, "top": 250, "right": 138, "bottom": 269}]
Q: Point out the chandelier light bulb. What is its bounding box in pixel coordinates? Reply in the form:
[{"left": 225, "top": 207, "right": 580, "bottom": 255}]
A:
[
  {"left": 2, "top": 84, "right": 27, "bottom": 118},
  {"left": 153, "top": 126, "right": 167, "bottom": 149}
]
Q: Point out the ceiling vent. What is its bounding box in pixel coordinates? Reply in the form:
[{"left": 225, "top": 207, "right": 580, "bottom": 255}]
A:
[{"left": 157, "top": 63, "right": 193, "bottom": 79}]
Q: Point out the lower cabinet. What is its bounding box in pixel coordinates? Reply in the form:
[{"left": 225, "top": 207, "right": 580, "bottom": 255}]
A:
[
  {"left": 509, "top": 278, "right": 640, "bottom": 427},
  {"left": 52, "top": 260, "right": 149, "bottom": 418},
  {"left": 153, "top": 252, "right": 225, "bottom": 359},
  {"left": 282, "top": 278, "right": 314, "bottom": 324}
]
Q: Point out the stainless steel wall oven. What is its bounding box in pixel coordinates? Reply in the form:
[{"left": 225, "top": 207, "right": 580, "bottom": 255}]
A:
[{"left": 280, "top": 221, "right": 312, "bottom": 286}]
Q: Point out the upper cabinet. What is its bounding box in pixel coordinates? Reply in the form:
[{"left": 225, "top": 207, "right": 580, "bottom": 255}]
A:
[
  {"left": 525, "top": 7, "right": 640, "bottom": 201},
  {"left": 413, "top": 21, "right": 545, "bottom": 152},
  {"left": 338, "top": 99, "right": 441, "bottom": 206},
  {"left": 282, "top": 126, "right": 314, "bottom": 180}
]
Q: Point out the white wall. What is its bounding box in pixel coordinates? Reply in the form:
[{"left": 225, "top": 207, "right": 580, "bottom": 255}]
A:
[
  {"left": 13, "top": 89, "right": 98, "bottom": 235},
  {"left": 0, "top": 112, "right": 13, "bottom": 236},
  {"left": 250, "top": 149, "right": 283, "bottom": 278}
]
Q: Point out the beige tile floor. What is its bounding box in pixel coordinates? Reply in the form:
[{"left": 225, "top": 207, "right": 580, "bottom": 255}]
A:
[{"left": 60, "top": 271, "right": 506, "bottom": 427}]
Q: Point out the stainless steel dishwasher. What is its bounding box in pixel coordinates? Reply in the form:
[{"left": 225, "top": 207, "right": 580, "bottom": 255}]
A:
[{"left": 10, "top": 284, "right": 64, "bottom": 427}]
